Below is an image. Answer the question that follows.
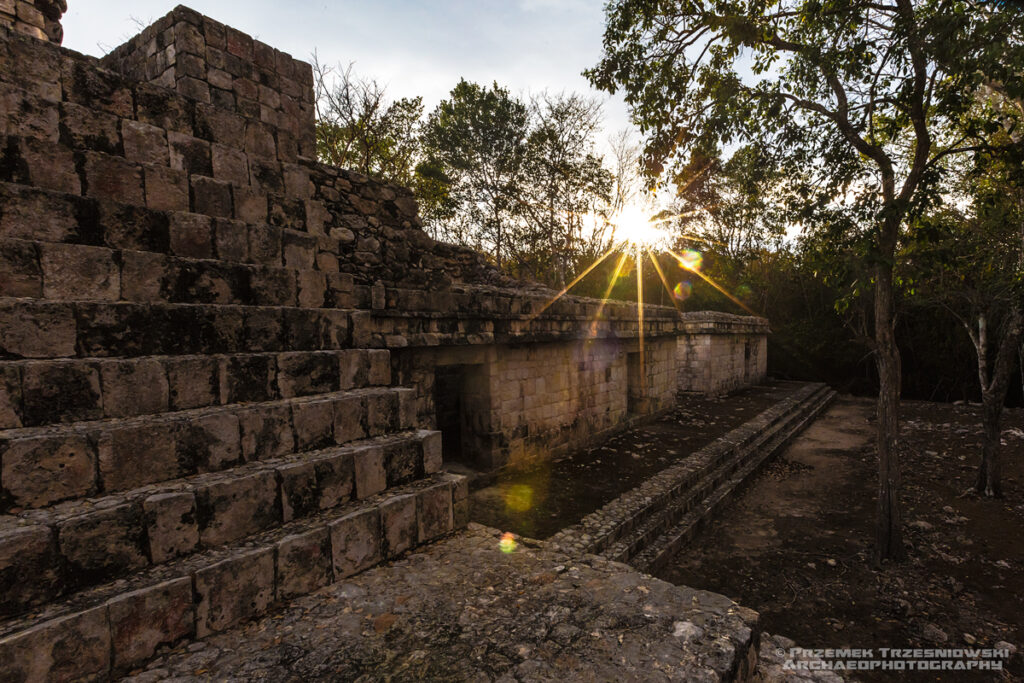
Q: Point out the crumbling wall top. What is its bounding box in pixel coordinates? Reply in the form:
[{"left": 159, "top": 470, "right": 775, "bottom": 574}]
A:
[{"left": 0, "top": 0, "right": 65, "bottom": 43}]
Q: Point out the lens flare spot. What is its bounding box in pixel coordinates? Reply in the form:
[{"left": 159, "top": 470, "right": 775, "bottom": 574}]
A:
[
  {"left": 676, "top": 249, "right": 703, "bottom": 272},
  {"left": 504, "top": 484, "right": 534, "bottom": 513},
  {"left": 499, "top": 532, "right": 517, "bottom": 554},
  {"left": 673, "top": 281, "right": 693, "bottom": 301}
]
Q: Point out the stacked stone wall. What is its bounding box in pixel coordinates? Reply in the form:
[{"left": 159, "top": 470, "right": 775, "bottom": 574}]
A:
[
  {"left": 676, "top": 313, "right": 770, "bottom": 395},
  {"left": 0, "top": 0, "right": 64, "bottom": 43}
]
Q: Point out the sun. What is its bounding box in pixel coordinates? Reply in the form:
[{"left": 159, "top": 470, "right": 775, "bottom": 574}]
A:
[{"left": 611, "top": 204, "right": 670, "bottom": 250}]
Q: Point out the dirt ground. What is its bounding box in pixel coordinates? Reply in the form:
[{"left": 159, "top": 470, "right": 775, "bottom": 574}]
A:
[
  {"left": 658, "top": 396, "right": 1024, "bottom": 682},
  {"left": 469, "top": 382, "right": 799, "bottom": 539}
]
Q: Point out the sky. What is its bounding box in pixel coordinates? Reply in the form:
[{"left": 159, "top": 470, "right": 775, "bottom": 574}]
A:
[{"left": 62, "top": 0, "right": 636, "bottom": 150}]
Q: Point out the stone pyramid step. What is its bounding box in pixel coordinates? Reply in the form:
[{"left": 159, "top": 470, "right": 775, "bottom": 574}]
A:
[
  {"left": 0, "top": 428, "right": 441, "bottom": 619},
  {"left": 0, "top": 472, "right": 468, "bottom": 681},
  {"left": 0, "top": 385, "right": 418, "bottom": 510},
  {"left": 0, "top": 297, "right": 367, "bottom": 359},
  {"left": 0, "top": 348, "right": 392, "bottom": 429}
]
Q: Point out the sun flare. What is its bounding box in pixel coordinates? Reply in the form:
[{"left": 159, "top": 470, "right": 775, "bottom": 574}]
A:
[{"left": 611, "top": 204, "right": 670, "bottom": 250}]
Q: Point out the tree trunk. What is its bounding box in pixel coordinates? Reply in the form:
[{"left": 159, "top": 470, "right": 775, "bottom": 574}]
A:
[
  {"left": 873, "top": 261, "right": 906, "bottom": 563},
  {"left": 974, "top": 303, "right": 1024, "bottom": 497}
]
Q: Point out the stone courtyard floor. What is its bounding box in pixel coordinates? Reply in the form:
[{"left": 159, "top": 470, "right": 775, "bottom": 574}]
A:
[{"left": 124, "top": 524, "right": 757, "bottom": 682}]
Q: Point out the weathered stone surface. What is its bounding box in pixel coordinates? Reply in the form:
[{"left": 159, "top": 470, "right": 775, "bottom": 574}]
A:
[
  {"left": 1, "top": 433, "right": 95, "bottom": 507},
  {"left": 0, "top": 523, "right": 59, "bottom": 616},
  {"left": 143, "top": 491, "right": 199, "bottom": 563},
  {"left": 275, "top": 526, "right": 331, "bottom": 600},
  {"left": 57, "top": 502, "right": 148, "bottom": 583},
  {"left": 122, "top": 119, "right": 169, "bottom": 165},
  {"left": 238, "top": 404, "right": 294, "bottom": 460},
  {"left": 332, "top": 393, "right": 366, "bottom": 444},
  {"left": 99, "top": 358, "right": 169, "bottom": 418},
  {"left": 194, "top": 547, "right": 274, "bottom": 637},
  {"left": 0, "top": 365, "right": 22, "bottom": 429},
  {"left": 352, "top": 444, "right": 385, "bottom": 499},
  {"left": 276, "top": 460, "right": 316, "bottom": 522},
  {"left": 21, "top": 359, "right": 102, "bottom": 425},
  {"left": 416, "top": 481, "right": 453, "bottom": 542},
  {"left": 99, "top": 422, "right": 179, "bottom": 492},
  {"left": 276, "top": 351, "right": 339, "bottom": 398},
  {"left": 420, "top": 430, "right": 442, "bottom": 475},
  {"left": 40, "top": 243, "right": 120, "bottom": 301},
  {"left": 166, "top": 356, "right": 218, "bottom": 410},
  {"left": 380, "top": 493, "right": 416, "bottom": 558},
  {"left": 82, "top": 151, "right": 144, "bottom": 204},
  {"left": 178, "top": 412, "right": 242, "bottom": 472},
  {"left": 291, "top": 399, "right": 333, "bottom": 450},
  {"left": 312, "top": 450, "right": 354, "bottom": 509},
  {"left": 127, "top": 526, "right": 761, "bottom": 682},
  {"left": 107, "top": 577, "right": 194, "bottom": 671},
  {"left": 329, "top": 506, "right": 381, "bottom": 579},
  {"left": 0, "top": 606, "right": 110, "bottom": 683},
  {"left": 367, "top": 349, "right": 391, "bottom": 386},
  {"left": 194, "top": 469, "right": 279, "bottom": 547},
  {"left": 144, "top": 163, "right": 190, "bottom": 212}
]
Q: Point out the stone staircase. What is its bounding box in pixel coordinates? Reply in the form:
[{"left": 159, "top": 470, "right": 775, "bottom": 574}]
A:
[
  {"left": 548, "top": 382, "right": 836, "bottom": 572},
  {"left": 0, "top": 16, "right": 466, "bottom": 681}
]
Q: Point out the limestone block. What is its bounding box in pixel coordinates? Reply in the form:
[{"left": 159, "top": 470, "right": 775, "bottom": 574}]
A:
[
  {"left": 99, "top": 358, "right": 169, "bottom": 418},
  {"left": 213, "top": 218, "right": 249, "bottom": 262},
  {"left": 166, "top": 356, "right": 218, "bottom": 410},
  {"left": 244, "top": 120, "right": 276, "bottom": 159},
  {"left": 122, "top": 119, "right": 169, "bottom": 165},
  {"left": 312, "top": 450, "right": 354, "bottom": 509},
  {"left": 329, "top": 506, "right": 381, "bottom": 579},
  {"left": 233, "top": 186, "right": 268, "bottom": 224},
  {"left": 276, "top": 351, "right": 338, "bottom": 398},
  {"left": 0, "top": 301, "right": 75, "bottom": 357},
  {"left": 333, "top": 394, "right": 366, "bottom": 444},
  {"left": 99, "top": 422, "right": 179, "bottom": 492},
  {"left": 0, "top": 365, "right": 22, "bottom": 429},
  {"left": 194, "top": 469, "right": 279, "bottom": 547},
  {"left": 58, "top": 502, "right": 148, "bottom": 580},
  {"left": 277, "top": 460, "right": 317, "bottom": 522},
  {"left": 292, "top": 399, "right": 333, "bottom": 451},
  {"left": 365, "top": 391, "right": 397, "bottom": 436},
  {"left": 40, "top": 243, "right": 119, "bottom": 301},
  {"left": 275, "top": 526, "right": 331, "bottom": 600},
  {"left": 417, "top": 482, "right": 454, "bottom": 542},
  {"left": 19, "top": 137, "right": 79, "bottom": 193},
  {"left": 421, "top": 431, "right": 443, "bottom": 475},
  {"left": 82, "top": 152, "right": 144, "bottom": 205},
  {"left": 59, "top": 100, "right": 120, "bottom": 154},
  {"left": 3, "top": 88, "right": 59, "bottom": 141},
  {"left": 0, "top": 606, "right": 110, "bottom": 682},
  {"left": 107, "top": 577, "right": 194, "bottom": 672},
  {"left": 0, "top": 523, "right": 59, "bottom": 615},
  {"left": 248, "top": 223, "right": 282, "bottom": 265},
  {"left": 384, "top": 440, "right": 420, "bottom": 487},
  {"left": 297, "top": 270, "right": 326, "bottom": 308},
  {"left": 238, "top": 404, "right": 294, "bottom": 460},
  {"left": 380, "top": 493, "right": 416, "bottom": 558},
  {"left": 338, "top": 349, "right": 368, "bottom": 390},
  {"left": 178, "top": 411, "right": 242, "bottom": 472},
  {"left": 21, "top": 359, "right": 102, "bottom": 425},
  {"left": 352, "top": 445, "right": 385, "bottom": 499},
  {"left": 219, "top": 354, "right": 275, "bottom": 403},
  {"left": 167, "top": 131, "right": 212, "bottom": 175},
  {"left": 211, "top": 143, "right": 249, "bottom": 186},
  {"left": 144, "top": 164, "right": 189, "bottom": 212},
  {"left": 194, "top": 547, "right": 274, "bottom": 637},
  {"left": 1, "top": 433, "right": 95, "bottom": 507},
  {"left": 143, "top": 491, "right": 199, "bottom": 563},
  {"left": 367, "top": 349, "right": 391, "bottom": 386},
  {"left": 191, "top": 175, "right": 233, "bottom": 218}
]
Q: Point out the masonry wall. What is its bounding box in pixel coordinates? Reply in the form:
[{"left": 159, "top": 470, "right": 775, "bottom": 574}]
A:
[
  {"left": 677, "top": 332, "right": 769, "bottom": 395},
  {"left": 394, "top": 336, "right": 677, "bottom": 470}
]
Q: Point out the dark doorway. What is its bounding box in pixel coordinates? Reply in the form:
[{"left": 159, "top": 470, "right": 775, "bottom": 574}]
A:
[{"left": 434, "top": 365, "right": 465, "bottom": 463}]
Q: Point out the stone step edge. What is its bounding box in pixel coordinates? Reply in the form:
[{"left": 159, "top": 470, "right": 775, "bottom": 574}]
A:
[
  {"left": 633, "top": 390, "right": 836, "bottom": 574},
  {"left": 546, "top": 382, "right": 827, "bottom": 556},
  {"left": 545, "top": 383, "right": 822, "bottom": 556},
  {"left": 599, "top": 387, "right": 833, "bottom": 564},
  {"left": 0, "top": 472, "right": 469, "bottom": 682},
  {"left": 0, "top": 347, "right": 393, "bottom": 430}
]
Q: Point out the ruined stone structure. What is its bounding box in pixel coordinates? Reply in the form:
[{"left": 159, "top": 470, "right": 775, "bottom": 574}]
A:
[{"left": 0, "top": 5, "right": 769, "bottom": 679}]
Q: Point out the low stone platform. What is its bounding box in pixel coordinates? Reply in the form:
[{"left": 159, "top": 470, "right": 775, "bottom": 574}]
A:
[{"left": 126, "top": 524, "right": 760, "bottom": 682}]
